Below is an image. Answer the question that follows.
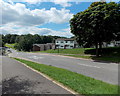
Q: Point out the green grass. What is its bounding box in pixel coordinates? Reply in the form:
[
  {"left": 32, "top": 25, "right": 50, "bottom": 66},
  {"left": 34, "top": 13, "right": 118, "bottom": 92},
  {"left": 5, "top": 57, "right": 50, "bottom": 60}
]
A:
[
  {"left": 92, "top": 56, "right": 120, "bottom": 63},
  {"left": 65, "top": 55, "right": 92, "bottom": 59},
  {"left": 85, "top": 47, "right": 120, "bottom": 63},
  {"left": 65, "top": 55, "right": 120, "bottom": 63},
  {"left": 14, "top": 58, "right": 119, "bottom": 95},
  {"left": 5, "top": 43, "right": 16, "bottom": 49},
  {"left": 40, "top": 48, "right": 93, "bottom": 55},
  {"left": 39, "top": 47, "right": 120, "bottom": 63}
]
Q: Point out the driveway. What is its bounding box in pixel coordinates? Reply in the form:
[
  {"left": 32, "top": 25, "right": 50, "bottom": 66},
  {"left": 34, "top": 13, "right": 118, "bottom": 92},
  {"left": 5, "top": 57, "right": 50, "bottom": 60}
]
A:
[
  {"left": 2, "top": 56, "right": 74, "bottom": 94},
  {"left": 9, "top": 49, "right": 119, "bottom": 85}
]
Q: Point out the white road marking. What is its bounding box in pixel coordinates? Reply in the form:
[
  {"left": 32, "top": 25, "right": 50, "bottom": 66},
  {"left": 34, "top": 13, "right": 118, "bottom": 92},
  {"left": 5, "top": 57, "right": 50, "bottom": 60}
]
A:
[
  {"left": 77, "top": 63, "right": 101, "bottom": 68},
  {"left": 29, "top": 56, "right": 44, "bottom": 59}
]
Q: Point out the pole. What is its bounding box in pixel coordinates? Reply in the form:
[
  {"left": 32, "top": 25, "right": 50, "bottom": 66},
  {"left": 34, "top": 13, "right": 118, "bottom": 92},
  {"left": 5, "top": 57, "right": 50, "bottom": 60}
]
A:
[{"left": 58, "top": 45, "right": 59, "bottom": 53}]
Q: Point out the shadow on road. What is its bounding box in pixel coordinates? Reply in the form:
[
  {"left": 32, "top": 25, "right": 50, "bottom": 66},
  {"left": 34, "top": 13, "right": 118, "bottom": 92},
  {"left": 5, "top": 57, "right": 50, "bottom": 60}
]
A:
[
  {"left": 84, "top": 47, "right": 120, "bottom": 63},
  {"left": 2, "top": 76, "right": 78, "bottom": 96},
  {"left": 2, "top": 76, "right": 35, "bottom": 94}
]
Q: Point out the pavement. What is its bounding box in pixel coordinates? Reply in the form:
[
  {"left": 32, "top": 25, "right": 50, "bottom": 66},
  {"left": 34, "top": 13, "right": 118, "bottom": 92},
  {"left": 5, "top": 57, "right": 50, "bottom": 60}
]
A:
[
  {"left": 9, "top": 49, "right": 119, "bottom": 85},
  {"left": 2, "top": 56, "right": 75, "bottom": 95}
]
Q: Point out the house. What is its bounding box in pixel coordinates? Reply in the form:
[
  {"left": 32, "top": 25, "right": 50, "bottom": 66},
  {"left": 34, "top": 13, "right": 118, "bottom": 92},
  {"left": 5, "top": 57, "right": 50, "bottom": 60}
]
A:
[
  {"left": 33, "top": 43, "right": 55, "bottom": 51},
  {"left": 103, "top": 41, "right": 120, "bottom": 47},
  {"left": 55, "top": 38, "right": 79, "bottom": 49},
  {"left": 115, "top": 41, "right": 120, "bottom": 47},
  {"left": 33, "top": 44, "right": 44, "bottom": 51}
]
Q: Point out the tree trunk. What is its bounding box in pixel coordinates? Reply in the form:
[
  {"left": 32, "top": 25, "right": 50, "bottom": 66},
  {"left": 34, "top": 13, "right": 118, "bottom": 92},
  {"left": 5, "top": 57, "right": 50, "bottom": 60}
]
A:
[
  {"left": 95, "top": 42, "right": 99, "bottom": 57},
  {"left": 99, "top": 42, "right": 102, "bottom": 56}
]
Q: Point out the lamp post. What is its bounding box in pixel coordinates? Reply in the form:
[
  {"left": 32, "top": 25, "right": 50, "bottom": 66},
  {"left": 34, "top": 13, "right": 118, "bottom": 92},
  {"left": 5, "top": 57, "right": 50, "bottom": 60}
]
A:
[{"left": 58, "top": 45, "right": 59, "bottom": 53}]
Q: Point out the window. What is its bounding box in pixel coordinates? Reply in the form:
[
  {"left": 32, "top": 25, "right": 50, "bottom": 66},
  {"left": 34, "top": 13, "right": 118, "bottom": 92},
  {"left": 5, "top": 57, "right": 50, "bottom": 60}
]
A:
[
  {"left": 70, "top": 46, "right": 73, "bottom": 47},
  {"left": 61, "top": 41, "right": 63, "bottom": 43},
  {"left": 66, "top": 45, "right": 69, "bottom": 47},
  {"left": 65, "top": 41, "right": 68, "bottom": 43},
  {"left": 56, "top": 41, "right": 59, "bottom": 43},
  {"left": 61, "top": 46, "right": 63, "bottom": 47},
  {"left": 70, "top": 41, "right": 73, "bottom": 43}
]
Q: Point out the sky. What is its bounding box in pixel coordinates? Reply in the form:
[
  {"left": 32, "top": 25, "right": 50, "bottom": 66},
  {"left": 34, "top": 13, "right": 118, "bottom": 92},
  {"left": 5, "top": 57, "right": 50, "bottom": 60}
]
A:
[{"left": 0, "top": 0, "right": 119, "bottom": 37}]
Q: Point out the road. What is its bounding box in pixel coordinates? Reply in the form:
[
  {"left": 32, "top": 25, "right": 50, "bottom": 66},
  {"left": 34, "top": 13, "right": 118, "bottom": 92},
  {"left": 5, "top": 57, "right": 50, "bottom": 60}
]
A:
[
  {"left": 9, "top": 49, "right": 119, "bottom": 85},
  {"left": 2, "top": 56, "right": 74, "bottom": 94},
  {"left": 0, "top": 56, "right": 2, "bottom": 96}
]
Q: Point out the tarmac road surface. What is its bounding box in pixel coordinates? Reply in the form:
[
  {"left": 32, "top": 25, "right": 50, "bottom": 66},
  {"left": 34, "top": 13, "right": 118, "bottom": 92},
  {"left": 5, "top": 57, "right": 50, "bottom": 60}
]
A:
[
  {"left": 9, "top": 49, "right": 119, "bottom": 85},
  {"left": 2, "top": 56, "right": 75, "bottom": 95}
]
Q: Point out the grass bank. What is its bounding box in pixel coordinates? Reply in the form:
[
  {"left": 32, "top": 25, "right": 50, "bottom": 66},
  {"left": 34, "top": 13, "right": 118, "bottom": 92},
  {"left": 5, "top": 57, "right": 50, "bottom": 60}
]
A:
[
  {"left": 14, "top": 58, "right": 119, "bottom": 95},
  {"left": 5, "top": 43, "right": 16, "bottom": 49},
  {"left": 40, "top": 48, "right": 93, "bottom": 55},
  {"left": 39, "top": 47, "right": 120, "bottom": 63}
]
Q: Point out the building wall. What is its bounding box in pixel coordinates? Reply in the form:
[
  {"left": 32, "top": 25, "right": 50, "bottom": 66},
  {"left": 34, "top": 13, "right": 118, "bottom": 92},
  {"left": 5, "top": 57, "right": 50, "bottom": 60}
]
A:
[
  {"left": 40, "top": 45, "right": 45, "bottom": 51},
  {"left": 55, "top": 40, "right": 77, "bottom": 49},
  {"left": 103, "top": 41, "right": 120, "bottom": 47},
  {"left": 115, "top": 41, "right": 120, "bottom": 47},
  {"left": 33, "top": 45, "right": 40, "bottom": 51},
  {"left": 33, "top": 43, "right": 55, "bottom": 51},
  {"left": 44, "top": 45, "right": 50, "bottom": 50}
]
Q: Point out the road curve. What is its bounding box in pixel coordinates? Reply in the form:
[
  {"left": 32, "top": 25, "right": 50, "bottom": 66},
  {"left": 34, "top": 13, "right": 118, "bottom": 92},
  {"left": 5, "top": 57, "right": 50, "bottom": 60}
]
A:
[{"left": 9, "top": 50, "right": 119, "bottom": 85}]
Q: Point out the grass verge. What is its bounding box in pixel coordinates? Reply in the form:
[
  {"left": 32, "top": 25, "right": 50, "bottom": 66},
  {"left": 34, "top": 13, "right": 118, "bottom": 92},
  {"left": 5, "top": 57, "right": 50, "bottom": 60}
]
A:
[
  {"left": 40, "top": 48, "right": 92, "bottom": 55},
  {"left": 64, "top": 55, "right": 92, "bottom": 59},
  {"left": 14, "top": 58, "right": 119, "bottom": 95},
  {"left": 5, "top": 43, "right": 16, "bottom": 49},
  {"left": 39, "top": 47, "right": 120, "bottom": 63},
  {"left": 65, "top": 55, "right": 120, "bottom": 63}
]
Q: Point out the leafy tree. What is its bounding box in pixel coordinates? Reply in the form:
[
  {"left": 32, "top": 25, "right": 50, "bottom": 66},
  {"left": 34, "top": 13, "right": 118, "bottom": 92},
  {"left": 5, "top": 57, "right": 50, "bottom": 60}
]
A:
[
  {"left": 70, "top": 2, "right": 120, "bottom": 57},
  {"left": 10, "top": 34, "right": 18, "bottom": 43},
  {"left": 4, "top": 34, "right": 12, "bottom": 43},
  {"left": 3, "top": 34, "right": 66, "bottom": 51},
  {"left": 18, "top": 34, "right": 34, "bottom": 51},
  {"left": 33, "top": 34, "right": 42, "bottom": 44},
  {"left": 15, "top": 35, "right": 21, "bottom": 43},
  {"left": 0, "top": 34, "right": 5, "bottom": 47}
]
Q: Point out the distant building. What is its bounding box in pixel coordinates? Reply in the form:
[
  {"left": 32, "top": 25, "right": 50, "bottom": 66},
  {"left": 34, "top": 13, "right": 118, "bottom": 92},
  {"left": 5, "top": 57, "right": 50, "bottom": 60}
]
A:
[
  {"left": 103, "top": 41, "right": 120, "bottom": 47},
  {"left": 33, "top": 38, "right": 80, "bottom": 51},
  {"left": 55, "top": 38, "right": 79, "bottom": 49},
  {"left": 33, "top": 43, "right": 55, "bottom": 51}
]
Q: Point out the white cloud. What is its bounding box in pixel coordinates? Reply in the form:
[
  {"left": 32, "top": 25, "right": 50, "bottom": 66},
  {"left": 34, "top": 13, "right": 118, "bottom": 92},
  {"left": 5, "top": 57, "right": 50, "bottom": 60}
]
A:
[
  {"left": 1, "top": 1, "right": 73, "bottom": 26},
  {"left": 61, "top": 27, "right": 70, "bottom": 32},
  {"left": 53, "top": 0, "right": 72, "bottom": 7},
  {"left": 3, "top": 0, "right": 74, "bottom": 7},
  {"left": 46, "top": 8, "right": 72, "bottom": 23},
  {"left": 1, "top": 24, "right": 73, "bottom": 37},
  {"left": 1, "top": 1, "right": 73, "bottom": 37},
  {"left": 18, "top": 0, "right": 72, "bottom": 7},
  {"left": 3, "top": 0, "right": 118, "bottom": 5}
]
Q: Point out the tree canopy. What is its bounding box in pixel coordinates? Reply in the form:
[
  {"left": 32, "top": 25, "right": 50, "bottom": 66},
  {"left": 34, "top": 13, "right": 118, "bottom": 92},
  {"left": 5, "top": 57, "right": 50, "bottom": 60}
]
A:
[
  {"left": 70, "top": 2, "right": 120, "bottom": 56},
  {"left": 0, "top": 34, "right": 5, "bottom": 47},
  {"left": 2, "top": 34, "right": 63, "bottom": 51}
]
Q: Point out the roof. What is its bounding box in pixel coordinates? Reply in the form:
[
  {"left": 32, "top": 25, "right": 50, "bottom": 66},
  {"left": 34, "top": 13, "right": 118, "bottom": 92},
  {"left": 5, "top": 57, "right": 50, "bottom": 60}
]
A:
[
  {"left": 33, "top": 44, "right": 45, "bottom": 47},
  {"left": 33, "top": 43, "right": 55, "bottom": 47},
  {"left": 56, "top": 38, "right": 75, "bottom": 41},
  {"left": 46, "top": 43, "right": 55, "bottom": 45}
]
